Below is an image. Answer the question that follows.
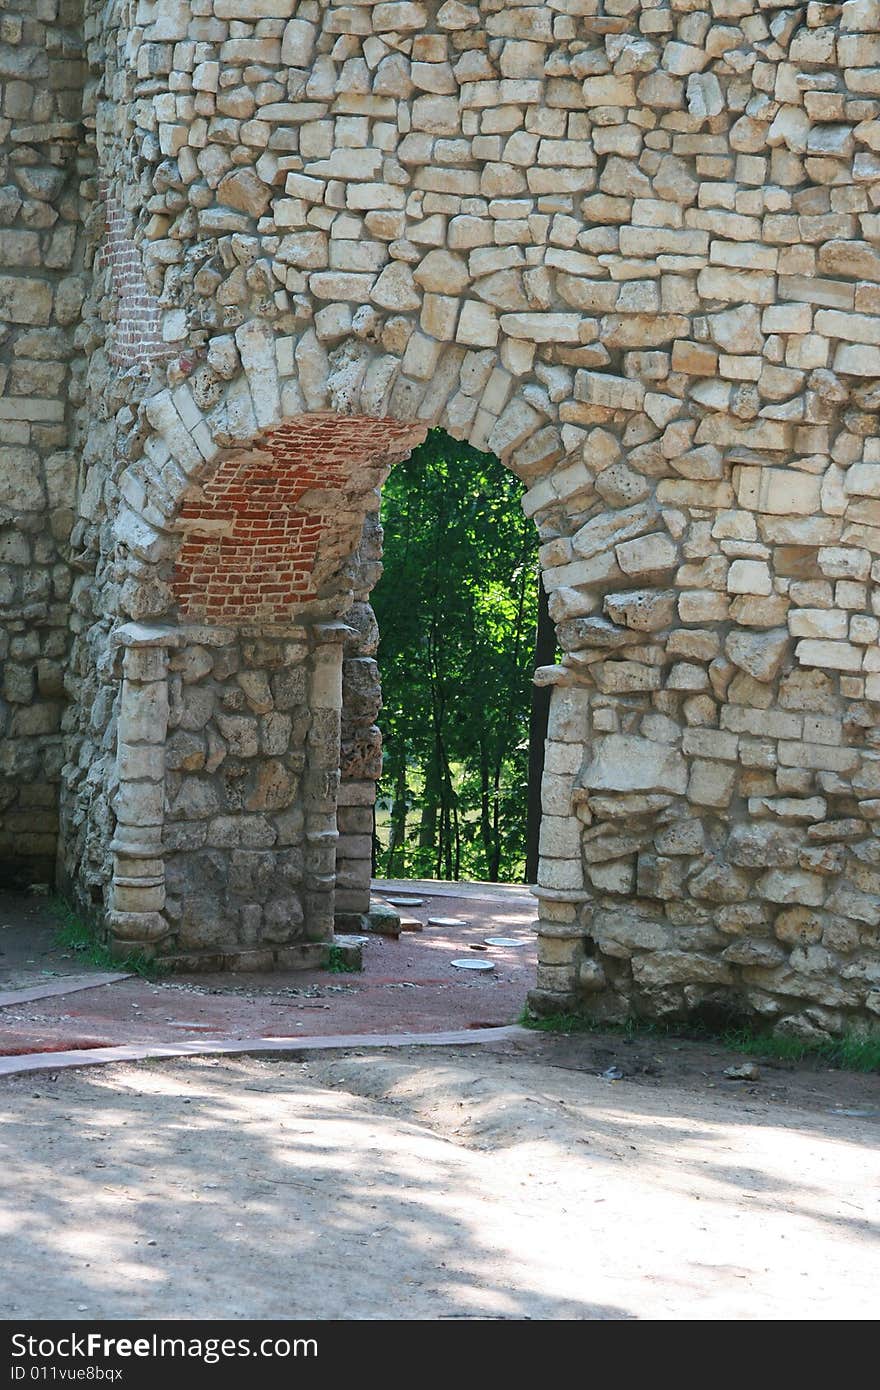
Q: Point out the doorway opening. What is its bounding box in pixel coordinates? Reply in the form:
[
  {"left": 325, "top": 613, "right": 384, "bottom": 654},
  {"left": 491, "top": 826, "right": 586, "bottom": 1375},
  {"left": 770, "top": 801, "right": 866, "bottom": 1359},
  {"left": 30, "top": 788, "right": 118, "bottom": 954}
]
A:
[{"left": 368, "top": 430, "right": 545, "bottom": 891}]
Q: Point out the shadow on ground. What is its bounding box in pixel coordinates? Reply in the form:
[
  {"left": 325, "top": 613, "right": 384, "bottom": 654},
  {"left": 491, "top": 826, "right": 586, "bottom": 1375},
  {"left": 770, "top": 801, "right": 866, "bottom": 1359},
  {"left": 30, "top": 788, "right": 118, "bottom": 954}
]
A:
[{"left": 0, "top": 1035, "right": 876, "bottom": 1320}]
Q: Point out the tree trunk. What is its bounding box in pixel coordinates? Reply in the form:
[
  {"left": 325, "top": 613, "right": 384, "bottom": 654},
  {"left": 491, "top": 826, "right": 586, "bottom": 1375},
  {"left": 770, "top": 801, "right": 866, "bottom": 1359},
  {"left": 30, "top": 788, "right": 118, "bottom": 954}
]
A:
[
  {"left": 478, "top": 738, "right": 494, "bottom": 879},
  {"left": 489, "top": 760, "right": 502, "bottom": 882},
  {"left": 385, "top": 756, "right": 409, "bottom": 877}
]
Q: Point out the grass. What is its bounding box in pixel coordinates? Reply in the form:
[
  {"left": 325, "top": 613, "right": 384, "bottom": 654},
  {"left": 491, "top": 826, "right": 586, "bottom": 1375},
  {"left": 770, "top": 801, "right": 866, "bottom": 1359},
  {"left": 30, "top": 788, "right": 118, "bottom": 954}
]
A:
[
  {"left": 521, "top": 1008, "right": 880, "bottom": 1073},
  {"left": 721, "top": 1026, "right": 880, "bottom": 1073},
  {"left": 50, "top": 898, "right": 163, "bottom": 979}
]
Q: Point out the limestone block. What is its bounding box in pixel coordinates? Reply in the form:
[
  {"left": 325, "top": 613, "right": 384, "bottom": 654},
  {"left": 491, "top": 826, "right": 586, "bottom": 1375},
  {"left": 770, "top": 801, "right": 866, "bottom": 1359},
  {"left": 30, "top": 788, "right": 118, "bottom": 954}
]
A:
[
  {"left": 538, "top": 816, "right": 581, "bottom": 859},
  {"left": 594, "top": 661, "right": 662, "bottom": 694},
  {"left": 0, "top": 448, "right": 45, "bottom": 515},
  {"left": 631, "top": 952, "right": 733, "bottom": 988},
  {"left": 0, "top": 275, "right": 52, "bottom": 325},
  {"left": 615, "top": 532, "right": 678, "bottom": 576},
  {"left": 796, "top": 640, "right": 863, "bottom": 671},
  {"left": 587, "top": 859, "right": 636, "bottom": 894},
  {"left": 727, "top": 559, "right": 772, "bottom": 595},
  {"left": 575, "top": 371, "right": 646, "bottom": 412},
  {"left": 725, "top": 629, "right": 789, "bottom": 683},
  {"left": 217, "top": 169, "right": 272, "bottom": 218},
  {"left": 604, "top": 590, "right": 676, "bottom": 632},
  {"left": 235, "top": 320, "right": 281, "bottom": 429},
  {"left": 789, "top": 609, "right": 849, "bottom": 640},
  {"left": 578, "top": 736, "right": 688, "bottom": 795},
  {"left": 735, "top": 466, "right": 822, "bottom": 516},
  {"left": 688, "top": 759, "right": 736, "bottom": 809},
  {"left": 757, "top": 870, "right": 826, "bottom": 908},
  {"left": 456, "top": 301, "right": 499, "bottom": 347},
  {"left": 118, "top": 681, "right": 170, "bottom": 745},
  {"left": 500, "top": 313, "right": 582, "bottom": 343}
]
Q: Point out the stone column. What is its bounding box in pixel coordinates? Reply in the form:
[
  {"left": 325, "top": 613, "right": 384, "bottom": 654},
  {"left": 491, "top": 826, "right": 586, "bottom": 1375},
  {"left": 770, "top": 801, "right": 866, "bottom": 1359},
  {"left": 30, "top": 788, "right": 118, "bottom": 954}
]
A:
[
  {"left": 107, "top": 624, "right": 178, "bottom": 959},
  {"left": 336, "top": 603, "right": 382, "bottom": 923},
  {"left": 532, "top": 678, "right": 592, "bottom": 1011},
  {"left": 301, "top": 622, "right": 348, "bottom": 943}
]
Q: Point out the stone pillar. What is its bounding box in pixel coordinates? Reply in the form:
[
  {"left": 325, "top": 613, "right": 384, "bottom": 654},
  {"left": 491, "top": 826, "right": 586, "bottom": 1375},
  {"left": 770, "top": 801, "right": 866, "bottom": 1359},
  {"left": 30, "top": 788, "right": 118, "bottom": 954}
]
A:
[
  {"left": 336, "top": 602, "right": 382, "bottom": 922},
  {"left": 531, "top": 680, "right": 591, "bottom": 1008},
  {"left": 302, "top": 623, "right": 347, "bottom": 943},
  {"left": 107, "top": 624, "right": 177, "bottom": 959}
]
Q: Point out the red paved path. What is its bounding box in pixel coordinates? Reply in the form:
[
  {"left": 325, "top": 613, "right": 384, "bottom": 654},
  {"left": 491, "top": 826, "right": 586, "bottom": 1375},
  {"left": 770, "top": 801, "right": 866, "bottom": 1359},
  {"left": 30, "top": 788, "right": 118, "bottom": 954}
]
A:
[{"left": 0, "top": 882, "right": 537, "bottom": 1055}]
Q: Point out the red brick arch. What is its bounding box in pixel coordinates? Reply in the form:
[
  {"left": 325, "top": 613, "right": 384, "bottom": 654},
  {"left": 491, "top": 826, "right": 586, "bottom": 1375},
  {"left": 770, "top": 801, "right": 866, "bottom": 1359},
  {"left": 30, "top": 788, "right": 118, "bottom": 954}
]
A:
[{"left": 171, "top": 413, "right": 426, "bottom": 622}]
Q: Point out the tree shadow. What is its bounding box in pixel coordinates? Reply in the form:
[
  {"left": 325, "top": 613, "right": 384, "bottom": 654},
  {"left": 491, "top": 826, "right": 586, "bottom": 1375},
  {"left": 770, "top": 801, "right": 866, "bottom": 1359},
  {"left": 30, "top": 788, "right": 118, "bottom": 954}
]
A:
[{"left": 0, "top": 1057, "right": 632, "bottom": 1320}]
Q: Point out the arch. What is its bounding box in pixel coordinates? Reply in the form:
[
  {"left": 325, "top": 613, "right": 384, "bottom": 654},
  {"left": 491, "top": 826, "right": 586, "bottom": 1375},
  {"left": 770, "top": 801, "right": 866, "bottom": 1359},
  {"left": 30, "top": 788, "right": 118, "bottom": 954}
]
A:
[
  {"left": 56, "top": 0, "right": 880, "bottom": 1034},
  {"left": 107, "top": 389, "right": 567, "bottom": 968}
]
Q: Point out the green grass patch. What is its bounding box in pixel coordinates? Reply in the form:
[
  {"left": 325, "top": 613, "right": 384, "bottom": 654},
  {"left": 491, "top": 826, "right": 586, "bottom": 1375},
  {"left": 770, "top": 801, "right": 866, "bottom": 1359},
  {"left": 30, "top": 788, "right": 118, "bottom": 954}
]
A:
[
  {"left": 721, "top": 1026, "right": 880, "bottom": 1074},
  {"left": 521, "top": 1008, "right": 880, "bottom": 1073},
  {"left": 50, "top": 898, "right": 163, "bottom": 979}
]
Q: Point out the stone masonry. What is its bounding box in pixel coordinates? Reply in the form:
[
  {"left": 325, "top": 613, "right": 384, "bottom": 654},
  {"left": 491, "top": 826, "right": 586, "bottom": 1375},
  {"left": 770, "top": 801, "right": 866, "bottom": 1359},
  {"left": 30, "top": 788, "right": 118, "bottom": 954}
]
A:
[{"left": 2, "top": 0, "right": 880, "bottom": 1036}]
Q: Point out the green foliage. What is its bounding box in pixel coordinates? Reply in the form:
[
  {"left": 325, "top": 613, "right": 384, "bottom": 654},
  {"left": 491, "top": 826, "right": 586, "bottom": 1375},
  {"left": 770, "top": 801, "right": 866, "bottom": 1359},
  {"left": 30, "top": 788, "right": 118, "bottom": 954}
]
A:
[
  {"left": 50, "top": 897, "right": 163, "bottom": 979},
  {"left": 520, "top": 1010, "right": 605, "bottom": 1036},
  {"left": 325, "top": 944, "right": 361, "bottom": 974},
  {"left": 372, "top": 429, "right": 538, "bottom": 883},
  {"left": 721, "top": 1026, "right": 880, "bottom": 1073},
  {"left": 521, "top": 1009, "right": 880, "bottom": 1073}
]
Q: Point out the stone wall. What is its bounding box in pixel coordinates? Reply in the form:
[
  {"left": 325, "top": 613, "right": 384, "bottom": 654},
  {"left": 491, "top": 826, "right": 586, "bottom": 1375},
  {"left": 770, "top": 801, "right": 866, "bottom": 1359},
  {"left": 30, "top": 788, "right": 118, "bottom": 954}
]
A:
[
  {"left": 4, "top": 0, "right": 880, "bottom": 1031},
  {"left": 0, "top": 0, "right": 86, "bottom": 886}
]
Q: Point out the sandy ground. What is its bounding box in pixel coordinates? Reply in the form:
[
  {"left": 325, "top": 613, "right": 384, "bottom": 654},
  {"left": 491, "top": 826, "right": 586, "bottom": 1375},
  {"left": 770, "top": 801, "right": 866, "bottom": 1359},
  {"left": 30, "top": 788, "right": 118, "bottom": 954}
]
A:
[{"left": 1, "top": 1031, "right": 877, "bottom": 1321}]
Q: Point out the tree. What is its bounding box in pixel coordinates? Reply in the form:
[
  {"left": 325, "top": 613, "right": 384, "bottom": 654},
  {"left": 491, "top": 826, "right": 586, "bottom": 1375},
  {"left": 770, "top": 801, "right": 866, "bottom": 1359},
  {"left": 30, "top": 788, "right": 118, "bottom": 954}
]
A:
[{"left": 372, "top": 430, "right": 539, "bottom": 883}]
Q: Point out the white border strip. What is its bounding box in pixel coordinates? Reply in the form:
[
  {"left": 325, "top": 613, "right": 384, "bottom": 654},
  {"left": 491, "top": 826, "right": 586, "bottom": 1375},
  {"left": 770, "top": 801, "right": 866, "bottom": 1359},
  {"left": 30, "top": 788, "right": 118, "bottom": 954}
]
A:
[
  {"left": 0, "top": 1025, "right": 530, "bottom": 1079},
  {"left": 0, "top": 972, "right": 132, "bottom": 1010}
]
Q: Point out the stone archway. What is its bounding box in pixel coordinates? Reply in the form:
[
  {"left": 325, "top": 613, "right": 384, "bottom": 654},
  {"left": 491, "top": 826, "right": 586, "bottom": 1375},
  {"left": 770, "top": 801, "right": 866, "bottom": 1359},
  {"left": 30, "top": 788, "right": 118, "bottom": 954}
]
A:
[
  {"left": 101, "top": 401, "right": 558, "bottom": 970},
  {"left": 47, "top": 0, "right": 880, "bottom": 1035}
]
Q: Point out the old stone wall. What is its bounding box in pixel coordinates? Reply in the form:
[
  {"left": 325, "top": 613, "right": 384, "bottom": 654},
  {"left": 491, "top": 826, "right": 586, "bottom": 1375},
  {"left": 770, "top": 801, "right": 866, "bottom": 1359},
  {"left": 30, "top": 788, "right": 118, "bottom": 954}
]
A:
[
  {"left": 0, "top": 0, "right": 86, "bottom": 886},
  {"left": 160, "top": 624, "right": 347, "bottom": 967},
  {"left": 4, "top": 0, "right": 880, "bottom": 1033}
]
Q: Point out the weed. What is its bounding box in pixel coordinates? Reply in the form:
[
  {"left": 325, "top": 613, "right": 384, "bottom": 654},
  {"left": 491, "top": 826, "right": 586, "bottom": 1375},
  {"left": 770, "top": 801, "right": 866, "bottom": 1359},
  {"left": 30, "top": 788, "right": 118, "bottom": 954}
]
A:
[
  {"left": 720, "top": 1026, "right": 880, "bottom": 1074},
  {"left": 50, "top": 898, "right": 163, "bottom": 979},
  {"left": 520, "top": 1007, "right": 880, "bottom": 1073}
]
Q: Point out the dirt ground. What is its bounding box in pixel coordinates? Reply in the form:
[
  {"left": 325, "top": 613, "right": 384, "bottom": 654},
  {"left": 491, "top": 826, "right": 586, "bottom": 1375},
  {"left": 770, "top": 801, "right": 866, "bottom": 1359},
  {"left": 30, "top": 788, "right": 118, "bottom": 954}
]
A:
[
  {"left": 0, "top": 883, "right": 537, "bottom": 1053},
  {"left": 1, "top": 1031, "right": 877, "bottom": 1320}
]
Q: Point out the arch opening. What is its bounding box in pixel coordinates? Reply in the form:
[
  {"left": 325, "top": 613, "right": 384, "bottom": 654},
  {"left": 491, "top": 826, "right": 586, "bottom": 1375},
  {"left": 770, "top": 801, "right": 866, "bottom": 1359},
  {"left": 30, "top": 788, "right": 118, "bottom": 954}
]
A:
[
  {"left": 366, "top": 429, "right": 541, "bottom": 895},
  {"left": 104, "top": 409, "right": 553, "bottom": 971}
]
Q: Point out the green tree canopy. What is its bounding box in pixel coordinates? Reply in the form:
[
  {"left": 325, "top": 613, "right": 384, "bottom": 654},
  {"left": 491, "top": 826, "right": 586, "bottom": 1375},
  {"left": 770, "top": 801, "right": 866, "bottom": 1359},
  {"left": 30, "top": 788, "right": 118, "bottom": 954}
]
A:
[{"left": 372, "top": 430, "right": 539, "bottom": 883}]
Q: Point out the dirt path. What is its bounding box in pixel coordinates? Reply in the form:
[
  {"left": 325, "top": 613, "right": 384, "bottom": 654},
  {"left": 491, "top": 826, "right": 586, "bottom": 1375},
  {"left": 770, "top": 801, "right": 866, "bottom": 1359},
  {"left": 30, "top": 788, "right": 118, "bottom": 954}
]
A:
[
  {"left": 0, "top": 882, "right": 537, "bottom": 1054},
  {"left": 1, "top": 1033, "right": 876, "bottom": 1320}
]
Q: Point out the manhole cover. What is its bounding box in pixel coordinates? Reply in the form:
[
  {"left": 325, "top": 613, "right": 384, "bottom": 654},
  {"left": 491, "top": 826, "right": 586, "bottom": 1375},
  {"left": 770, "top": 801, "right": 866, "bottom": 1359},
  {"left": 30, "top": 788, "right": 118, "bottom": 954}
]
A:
[
  {"left": 484, "top": 936, "right": 527, "bottom": 947},
  {"left": 450, "top": 958, "right": 494, "bottom": 972},
  {"left": 385, "top": 896, "right": 424, "bottom": 907},
  {"left": 428, "top": 916, "right": 468, "bottom": 928}
]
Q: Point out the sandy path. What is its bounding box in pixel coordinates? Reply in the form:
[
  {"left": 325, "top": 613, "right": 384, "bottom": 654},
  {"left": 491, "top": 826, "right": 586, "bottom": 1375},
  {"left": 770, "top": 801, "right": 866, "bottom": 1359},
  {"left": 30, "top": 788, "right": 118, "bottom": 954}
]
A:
[{"left": 1, "top": 1037, "right": 876, "bottom": 1320}]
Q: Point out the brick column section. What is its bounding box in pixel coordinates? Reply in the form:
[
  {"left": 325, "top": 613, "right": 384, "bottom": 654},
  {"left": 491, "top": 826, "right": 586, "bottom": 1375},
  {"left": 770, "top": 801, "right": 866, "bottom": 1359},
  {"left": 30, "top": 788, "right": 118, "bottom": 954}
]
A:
[
  {"left": 98, "top": 181, "right": 174, "bottom": 368},
  {"left": 107, "top": 624, "right": 179, "bottom": 958}
]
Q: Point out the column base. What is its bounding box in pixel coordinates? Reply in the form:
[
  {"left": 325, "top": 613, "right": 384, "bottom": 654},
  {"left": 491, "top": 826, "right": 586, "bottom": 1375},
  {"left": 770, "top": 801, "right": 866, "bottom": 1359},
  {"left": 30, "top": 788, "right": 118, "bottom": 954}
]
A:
[{"left": 145, "top": 942, "right": 338, "bottom": 973}]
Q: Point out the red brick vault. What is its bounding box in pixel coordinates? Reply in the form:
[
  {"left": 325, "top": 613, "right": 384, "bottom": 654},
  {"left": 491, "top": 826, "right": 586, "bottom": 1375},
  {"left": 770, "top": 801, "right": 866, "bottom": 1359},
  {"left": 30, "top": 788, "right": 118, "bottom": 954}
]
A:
[{"left": 172, "top": 414, "right": 425, "bottom": 621}]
